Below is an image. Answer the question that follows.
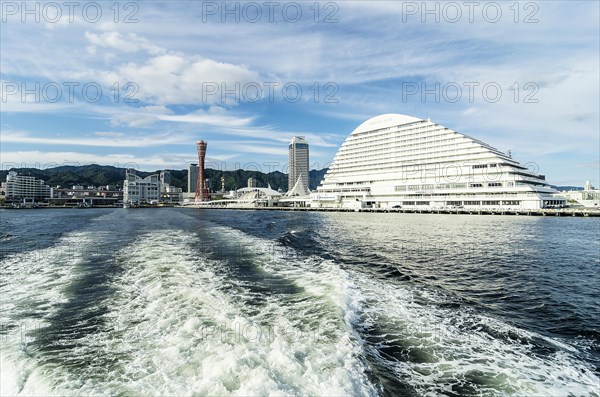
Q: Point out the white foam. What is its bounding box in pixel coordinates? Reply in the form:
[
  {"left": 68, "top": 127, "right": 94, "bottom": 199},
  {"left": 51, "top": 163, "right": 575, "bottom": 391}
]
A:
[
  {"left": 0, "top": 232, "right": 99, "bottom": 396},
  {"left": 347, "top": 272, "right": 600, "bottom": 396},
  {"left": 51, "top": 229, "right": 379, "bottom": 396}
]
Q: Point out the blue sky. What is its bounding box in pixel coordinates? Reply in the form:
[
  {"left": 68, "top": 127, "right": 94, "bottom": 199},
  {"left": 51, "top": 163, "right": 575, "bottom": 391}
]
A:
[{"left": 1, "top": 1, "right": 598, "bottom": 186}]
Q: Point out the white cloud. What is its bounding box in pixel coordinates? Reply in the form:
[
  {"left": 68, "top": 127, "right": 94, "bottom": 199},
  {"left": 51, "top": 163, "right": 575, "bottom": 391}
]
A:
[
  {"left": 95, "top": 51, "right": 260, "bottom": 105},
  {"left": 156, "top": 109, "right": 255, "bottom": 127},
  {"left": 141, "top": 105, "right": 173, "bottom": 115},
  {"left": 94, "top": 131, "right": 124, "bottom": 137},
  {"left": 576, "top": 160, "right": 600, "bottom": 169},
  {"left": 0, "top": 151, "right": 195, "bottom": 170},
  {"left": 85, "top": 31, "right": 164, "bottom": 55},
  {"left": 0, "top": 130, "right": 192, "bottom": 148},
  {"left": 110, "top": 113, "right": 160, "bottom": 128},
  {"left": 108, "top": 105, "right": 174, "bottom": 127}
]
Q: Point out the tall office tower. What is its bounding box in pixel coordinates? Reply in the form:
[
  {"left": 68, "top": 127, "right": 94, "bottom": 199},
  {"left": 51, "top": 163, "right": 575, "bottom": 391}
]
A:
[
  {"left": 160, "top": 170, "right": 171, "bottom": 185},
  {"left": 188, "top": 164, "right": 198, "bottom": 193},
  {"left": 195, "top": 141, "right": 209, "bottom": 201},
  {"left": 288, "top": 136, "right": 310, "bottom": 192}
]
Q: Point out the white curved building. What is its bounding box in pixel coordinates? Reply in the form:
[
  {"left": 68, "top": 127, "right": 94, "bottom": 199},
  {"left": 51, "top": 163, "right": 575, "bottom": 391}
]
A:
[{"left": 312, "top": 114, "right": 566, "bottom": 210}]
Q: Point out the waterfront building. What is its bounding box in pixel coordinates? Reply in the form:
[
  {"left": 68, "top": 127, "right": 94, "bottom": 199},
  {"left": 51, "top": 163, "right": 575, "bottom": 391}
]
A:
[
  {"left": 160, "top": 171, "right": 172, "bottom": 185},
  {"left": 235, "top": 186, "right": 282, "bottom": 207},
  {"left": 288, "top": 136, "right": 309, "bottom": 193},
  {"left": 248, "top": 177, "right": 257, "bottom": 188},
  {"left": 559, "top": 181, "right": 600, "bottom": 207},
  {"left": 188, "top": 164, "right": 198, "bottom": 193},
  {"left": 160, "top": 185, "right": 183, "bottom": 204},
  {"left": 4, "top": 171, "right": 51, "bottom": 203},
  {"left": 312, "top": 114, "right": 566, "bottom": 210},
  {"left": 123, "top": 169, "right": 160, "bottom": 204},
  {"left": 50, "top": 186, "right": 122, "bottom": 206}
]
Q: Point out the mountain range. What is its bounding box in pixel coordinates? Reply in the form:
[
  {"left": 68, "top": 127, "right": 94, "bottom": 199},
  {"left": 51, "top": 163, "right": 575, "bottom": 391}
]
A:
[{"left": 0, "top": 165, "right": 328, "bottom": 192}]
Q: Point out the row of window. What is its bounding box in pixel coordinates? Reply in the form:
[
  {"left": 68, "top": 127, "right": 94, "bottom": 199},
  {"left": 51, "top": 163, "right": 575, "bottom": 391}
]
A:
[
  {"left": 339, "top": 138, "right": 473, "bottom": 159},
  {"left": 399, "top": 192, "right": 541, "bottom": 198},
  {"left": 351, "top": 121, "right": 431, "bottom": 139},
  {"left": 330, "top": 150, "right": 496, "bottom": 172},
  {"left": 349, "top": 132, "right": 453, "bottom": 146},
  {"left": 401, "top": 200, "right": 522, "bottom": 206},
  {"left": 394, "top": 182, "right": 506, "bottom": 191}
]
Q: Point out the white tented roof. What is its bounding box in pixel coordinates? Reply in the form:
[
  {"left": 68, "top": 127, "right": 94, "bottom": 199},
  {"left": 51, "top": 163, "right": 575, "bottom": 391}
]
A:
[{"left": 236, "top": 187, "right": 282, "bottom": 196}]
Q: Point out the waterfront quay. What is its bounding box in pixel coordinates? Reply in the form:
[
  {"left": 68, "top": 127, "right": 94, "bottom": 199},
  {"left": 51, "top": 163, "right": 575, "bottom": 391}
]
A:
[{"left": 185, "top": 206, "right": 600, "bottom": 217}]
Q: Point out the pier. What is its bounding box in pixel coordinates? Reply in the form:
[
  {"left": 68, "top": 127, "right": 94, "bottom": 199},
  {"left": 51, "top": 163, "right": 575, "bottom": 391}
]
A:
[{"left": 187, "top": 206, "right": 600, "bottom": 217}]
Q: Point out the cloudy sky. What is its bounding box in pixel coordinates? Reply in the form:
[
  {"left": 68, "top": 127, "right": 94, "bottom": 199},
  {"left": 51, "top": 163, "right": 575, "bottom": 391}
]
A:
[{"left": 1, "top": 1, "right": 598, "bottom": 186}]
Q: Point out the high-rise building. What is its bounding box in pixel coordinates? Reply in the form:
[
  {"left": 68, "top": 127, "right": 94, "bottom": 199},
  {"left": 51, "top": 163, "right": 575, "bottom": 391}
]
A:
[
  {"left": 160, "top": 171, "right": 171, "bottom": 185},
  {"left": 313, "top": 114, "right": 566, "bottom": 210},
  {"left": 188, "top": 164, "right": 198, "bottom": 193},
  {"left": 195, "top": 141, "right": 209, "bottom": 201},
  {"left": 248, "top": 177, "right": 257, "bottom": 188},
  {"left": 288, "top": 136, "right": 309, "bottom": 193}
]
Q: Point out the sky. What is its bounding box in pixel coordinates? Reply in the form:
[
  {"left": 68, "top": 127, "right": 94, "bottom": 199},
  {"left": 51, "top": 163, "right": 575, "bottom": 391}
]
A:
[{"left": 1, "top": 0, "right": 598, "bottom": 186}]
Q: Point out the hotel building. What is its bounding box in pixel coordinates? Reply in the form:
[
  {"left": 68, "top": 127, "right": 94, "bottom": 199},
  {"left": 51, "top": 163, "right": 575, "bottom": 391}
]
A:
[
  {"left": 288, "top": 136, "right": 309, "bottom": 193},
  {"left": 4, "top": 171, "right": 51, "bottom": 203},
  {"left": 312, "top": 114, "right": 566, "bottom": 210}
]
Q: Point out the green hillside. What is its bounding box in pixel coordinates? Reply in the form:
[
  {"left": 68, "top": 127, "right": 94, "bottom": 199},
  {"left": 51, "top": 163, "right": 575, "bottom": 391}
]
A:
[{"left": 0, "top": 165, "right": 328, "bottom": 192}]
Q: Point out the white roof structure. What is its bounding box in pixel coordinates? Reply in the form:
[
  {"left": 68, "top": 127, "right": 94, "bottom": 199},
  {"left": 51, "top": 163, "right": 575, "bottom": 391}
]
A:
[
  {"left": 350, "top": 113, "right": 422, "bottom": 136},
  {"left": 285, "top": 174, "right": 310, "bottom": 197},
  {"left": 237, "top": 187, "right": 282, "bottom": 196}
]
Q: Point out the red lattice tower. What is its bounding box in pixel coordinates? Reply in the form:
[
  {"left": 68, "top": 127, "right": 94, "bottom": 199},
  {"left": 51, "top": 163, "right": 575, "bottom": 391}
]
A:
[{"left": 195, "top": 140, "right": 209, "bottom": 201}]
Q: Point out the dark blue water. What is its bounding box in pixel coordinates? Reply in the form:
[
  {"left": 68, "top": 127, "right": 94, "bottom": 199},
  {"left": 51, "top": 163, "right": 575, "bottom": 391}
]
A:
[{"left": 1, "top": 208, "right": 598, "bottom": 396}]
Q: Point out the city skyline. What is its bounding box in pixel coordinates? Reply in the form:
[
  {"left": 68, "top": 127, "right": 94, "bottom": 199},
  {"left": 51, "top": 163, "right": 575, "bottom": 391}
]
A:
[{"left": 1, "top": 1, "right": 598, "bottom": 187}]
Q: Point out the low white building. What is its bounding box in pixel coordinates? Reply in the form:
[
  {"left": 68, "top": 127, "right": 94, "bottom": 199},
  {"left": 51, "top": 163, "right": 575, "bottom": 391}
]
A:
[
  {"left": 560, "top": 181, "right": 600, "bottom": 208},
  {"left": 124, "top": 169, "right": 184, "bottom": 204},
  {"left": 234, "top": 186, "right": 282, "bottom": 207},
  {"left": 160, "top": 184, "right": 183, "bottom": 204},
  {"left": 123, "top": 169, "right": 160, "bottom": 204}
]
